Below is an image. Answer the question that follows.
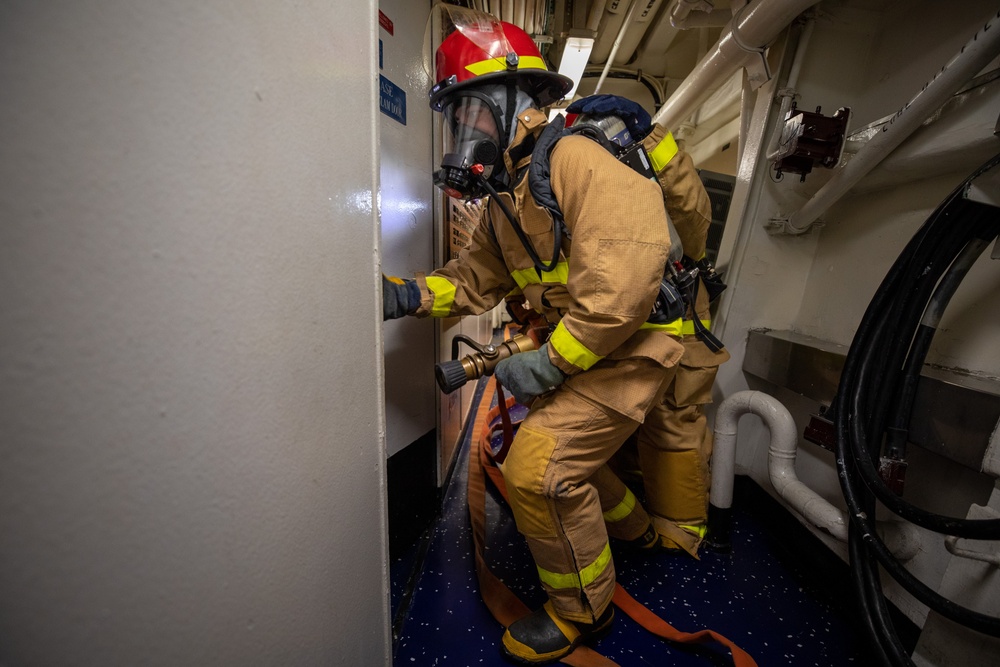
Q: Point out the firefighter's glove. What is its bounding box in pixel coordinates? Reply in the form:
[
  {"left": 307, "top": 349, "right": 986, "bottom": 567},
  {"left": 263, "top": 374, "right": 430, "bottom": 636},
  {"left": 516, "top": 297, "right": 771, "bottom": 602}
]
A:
[
  {"left": 382, "top": 274, "right": 420, "bottom": 321},
  {"left": 567, "top": 94, "right": 651, "bottom": 139},
  {"left": 494, "top": 344, "right": 566, "bottom": 405}
]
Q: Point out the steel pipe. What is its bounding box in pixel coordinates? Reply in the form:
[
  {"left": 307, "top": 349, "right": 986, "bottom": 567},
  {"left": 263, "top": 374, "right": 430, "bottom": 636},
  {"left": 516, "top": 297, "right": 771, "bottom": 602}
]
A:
[
  {"left": 652, "top": 0, "right": 822, "bottom": 130},
  {"left": 708, "top": 390, "right": 920, "bottom": 559},
  {"left": 783, "top": 8, "right": 1000, "bottom": 234}
]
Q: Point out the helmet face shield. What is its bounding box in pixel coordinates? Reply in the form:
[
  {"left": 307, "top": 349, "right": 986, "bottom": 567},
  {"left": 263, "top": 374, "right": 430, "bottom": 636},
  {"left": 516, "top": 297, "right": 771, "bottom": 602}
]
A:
[
  {"left": 443, "top": 95, "right": 502, "bottom": 166},
  {"left": 435, "top": 94, "right": 503, "bottom": 200},
  {"left": 424, "top": 4, "right": 572, "bottom": 111}
]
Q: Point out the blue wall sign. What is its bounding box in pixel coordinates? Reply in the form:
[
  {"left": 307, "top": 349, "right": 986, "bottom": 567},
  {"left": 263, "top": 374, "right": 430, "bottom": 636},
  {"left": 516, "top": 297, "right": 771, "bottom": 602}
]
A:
[{"left": 379, "top": 74, "right": 406, "bottom": 126}]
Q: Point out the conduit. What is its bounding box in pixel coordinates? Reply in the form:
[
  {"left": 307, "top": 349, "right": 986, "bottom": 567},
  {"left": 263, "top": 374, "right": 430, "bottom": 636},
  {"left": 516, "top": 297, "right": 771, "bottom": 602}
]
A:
[
  {"left": 594, "top": 0, "right": 642, "bottom": 94},
  {"left": 763, "top": 15, "right": 815, "bottom": 162},
  {"left": 668, "top": 0, "right": 732, "bottom": 29},
  {"left": 833, "top": 155, "right": 1000, "bottom": 657},
  {"left": 586, "top": 0, "right": 604, "bottom": 32},
  {"left": 781, "top": 9, "right": 1000, "bottom": 235},
  {"left": 652, "top": 0, "right": 823, "bottom": 131},
  {"left": 707, "top": 390, "right": 919, "bottom": 559}
]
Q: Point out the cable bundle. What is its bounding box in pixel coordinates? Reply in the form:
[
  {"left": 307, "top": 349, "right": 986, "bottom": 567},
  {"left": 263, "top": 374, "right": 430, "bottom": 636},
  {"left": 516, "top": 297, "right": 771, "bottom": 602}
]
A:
[{"left": 834, "top": 152, "right": 1000, "bottom": 665}]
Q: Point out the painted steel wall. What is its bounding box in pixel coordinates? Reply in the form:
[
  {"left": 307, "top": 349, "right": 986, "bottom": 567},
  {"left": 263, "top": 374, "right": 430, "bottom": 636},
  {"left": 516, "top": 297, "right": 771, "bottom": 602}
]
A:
[
  {"left": 379, "top": 0, "right": 436, "bottom": 458},
  {"left": 0, "top": 2, "right": 390, "bottom": 665},
  {"left": 709, "top": 0, "right": 1000, "bottom": 631}
]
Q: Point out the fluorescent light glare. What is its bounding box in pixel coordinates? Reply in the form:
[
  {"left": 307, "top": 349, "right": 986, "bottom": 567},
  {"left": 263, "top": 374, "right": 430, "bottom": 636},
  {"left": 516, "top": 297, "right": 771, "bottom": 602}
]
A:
[{"left": 558, "top": 36, "right": 594, "bottom": 100}]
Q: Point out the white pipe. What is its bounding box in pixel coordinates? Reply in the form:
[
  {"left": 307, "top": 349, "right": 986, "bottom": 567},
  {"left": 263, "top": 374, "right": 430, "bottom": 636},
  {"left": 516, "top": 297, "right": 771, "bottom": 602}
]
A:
[
  {"left": 594, "top": 0, "right": 641, "bottom": 94},
  {"left": 783, "top": 12, "right": 812, "bottom": 91},
  {"left": 737, "top": 69, "right": 754, "bottom": 163},
  {"left": 652, "top": 0, "right": 822, "bottom": 131},
  {"left": 711, "top": 390, "right": 920, "bottom": 559},
  {"left": 764, "top": 16, "right": 815, "bottom": 161},
  {"left": 670, "top": 0, "right": 733, "bottom": 29},
  {"left": 945, "top": 534, "right": 1000, "bottom": 567},
  {"left": 712, "top": 390, "right": 848, "bottom": 539},
  {"left": 587, "top": 0, "right": 605, "bottom": 32},
  {"left": 782, "top": 8, "right": 1000, "bottom": 234},
  {"left": 668, "top": 0, "right": 702, "bottom": 26},
  {"left": 501, "top": 0, "right": 514, "bottom": 24}
]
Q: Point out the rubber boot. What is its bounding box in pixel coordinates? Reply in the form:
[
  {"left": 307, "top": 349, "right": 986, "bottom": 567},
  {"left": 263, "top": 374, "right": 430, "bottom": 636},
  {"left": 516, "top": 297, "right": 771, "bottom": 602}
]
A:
[
  {"left": 501, "top": 601, "right": 614, "bottom": 665},
  {"left": 622, "top": 522, "right": 662, "bottom": 554}
]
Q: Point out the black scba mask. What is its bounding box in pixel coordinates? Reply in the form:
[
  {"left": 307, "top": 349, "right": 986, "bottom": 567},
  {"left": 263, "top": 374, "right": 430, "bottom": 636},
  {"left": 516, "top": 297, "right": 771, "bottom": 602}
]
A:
[{"left": 435, "top": 94, "right": 504, "bottom": 200}]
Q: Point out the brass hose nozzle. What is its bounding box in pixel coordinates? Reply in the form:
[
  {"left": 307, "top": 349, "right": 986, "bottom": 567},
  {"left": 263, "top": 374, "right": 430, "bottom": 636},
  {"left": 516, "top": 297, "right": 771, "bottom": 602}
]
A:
[{"left": 434, "top": 333, "right": 536, "bottom": 394}]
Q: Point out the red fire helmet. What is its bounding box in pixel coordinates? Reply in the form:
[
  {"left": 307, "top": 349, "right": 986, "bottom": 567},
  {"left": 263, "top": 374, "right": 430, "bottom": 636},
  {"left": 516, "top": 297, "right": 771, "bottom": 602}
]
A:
[{"left": 428, "top": 7, "right": 571, "bottom": 111}]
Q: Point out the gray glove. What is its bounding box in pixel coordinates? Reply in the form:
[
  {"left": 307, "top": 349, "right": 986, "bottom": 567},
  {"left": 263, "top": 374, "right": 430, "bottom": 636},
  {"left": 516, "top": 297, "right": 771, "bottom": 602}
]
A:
[
  {"left": 382, "top": 274, "right": 420, "bottom": 321},
  {"left": 494, "top": 343, "right": 566, "bottom": 405}
]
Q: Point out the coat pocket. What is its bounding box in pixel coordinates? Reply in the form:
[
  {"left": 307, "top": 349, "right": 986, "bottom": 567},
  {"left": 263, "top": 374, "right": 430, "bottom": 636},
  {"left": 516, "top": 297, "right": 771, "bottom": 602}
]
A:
[
  {"left": 594, "top": 239, "right": 668, "bottom": 317},
  {"left": 669, "top": 341, "right": 730, "bottom": 407}
]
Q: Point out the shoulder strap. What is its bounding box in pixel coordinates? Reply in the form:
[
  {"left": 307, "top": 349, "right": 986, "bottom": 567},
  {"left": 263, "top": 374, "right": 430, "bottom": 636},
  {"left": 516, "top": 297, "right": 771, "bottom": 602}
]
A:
[{"left": 527, "top": 115, "right": 571, "bottom": 225}]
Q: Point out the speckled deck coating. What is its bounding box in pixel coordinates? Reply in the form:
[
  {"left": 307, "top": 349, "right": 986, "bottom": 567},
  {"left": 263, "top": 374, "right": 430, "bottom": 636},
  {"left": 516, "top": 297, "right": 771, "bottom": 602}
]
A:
[{"left": 391, "top": 379, "right": 869, "bottom": 666}]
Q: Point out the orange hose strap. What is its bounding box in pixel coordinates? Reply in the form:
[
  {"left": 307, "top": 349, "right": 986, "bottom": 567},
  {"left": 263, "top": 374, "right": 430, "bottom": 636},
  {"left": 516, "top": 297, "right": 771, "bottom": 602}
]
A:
[{"left": 471, "top": 371, "right": 757, "bottom": 667}]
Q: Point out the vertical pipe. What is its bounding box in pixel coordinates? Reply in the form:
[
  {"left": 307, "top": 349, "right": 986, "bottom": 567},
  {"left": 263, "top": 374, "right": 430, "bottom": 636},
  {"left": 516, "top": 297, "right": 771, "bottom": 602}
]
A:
[
  {"left": 763, "top": 15, "right": 815, "bottom": 161},
  {"left": 706, "top": 391, "right": 919, "bottom": 558},
  {"left": 594, "top": 0, "right": 640, "bottom": 94},
  {"left": 587, "top": 0, "right": 606, "bottom": 32},
  {"left": 737, "top": 70, "right": 754, "bottom": 165},
  {"left": 708, "top": 391, "right": 844, "bottom": 545}
]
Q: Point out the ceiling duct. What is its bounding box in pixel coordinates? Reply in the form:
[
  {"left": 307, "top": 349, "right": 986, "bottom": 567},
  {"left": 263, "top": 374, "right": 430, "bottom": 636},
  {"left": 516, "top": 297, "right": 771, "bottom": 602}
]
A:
[
  {"left": 468, "top": 0, "right": 543, "bottom": 37},
  {"left": 669, "top": 0, "right": 733, "bottom": 28},
  {"left": 591, "top": 0, "right": 666, "bottom": 66}
]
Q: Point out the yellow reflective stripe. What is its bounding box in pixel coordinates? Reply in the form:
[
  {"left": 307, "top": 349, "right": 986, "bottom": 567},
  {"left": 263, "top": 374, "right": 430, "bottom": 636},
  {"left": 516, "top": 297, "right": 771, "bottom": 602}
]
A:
[
  {"left": 465, "top": 55, "right": 548, "bottom": 77},
  {"left": 424, "top": 276, "right": 457, "bottom": 317},
  {"left": 549, "top": 321, "right": 602, "bottom": 371},
  {"left": 681, "top": 318, "right": 711, "bottom": 336},
  {"left": 679, "top": 524, "right": 707, "bottom": 538},
  {"left": 536, "top": 542, "right": 613, "bottom": 590},
  {"left": 649, "top": 131, "right": 679, "bottom": 172},
  {"left": 580, "top": 542, "right": 613, "bottom": 587},
  {"left": 510, "top": 261, "right": 570, "bottom": 290},
  {"left": 639, "top": 318, "right": 684, "bottom": 336},
  {"left": 536, "top": 564, "right": 579, "bottom": 591},
  {"left": 603, "top": 488, "right": 637, "bottom": 523}
]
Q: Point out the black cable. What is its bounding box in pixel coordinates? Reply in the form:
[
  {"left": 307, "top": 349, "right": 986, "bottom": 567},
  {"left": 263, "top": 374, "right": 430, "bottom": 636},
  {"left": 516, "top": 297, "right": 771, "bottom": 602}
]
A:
[
  {"left": 837, "top": 225, "right": 1000, "bottom": 634},
  {"left": 580, "top": 70, "right": 664, "bottom": 107},
  {"left": 840, "top": 170, "right": 1000, "bottom": 539},
  {"left": 858, "top": 201, "right": 980, "bottom": 461},
  {"left": 850, "top": 521, "right": 912, "bottom": 667},
  {"left": 847, "top": 224, "right": 1000, "bottom": 536},
  {"left": 479, "top": 175, "right": 562, "bottom": 274},
  {"left": 885, "top": 234, "right": 995, "bottom": 458},
  {"left": 835, "top": 152, "right": 1000, "bottom": 653}
]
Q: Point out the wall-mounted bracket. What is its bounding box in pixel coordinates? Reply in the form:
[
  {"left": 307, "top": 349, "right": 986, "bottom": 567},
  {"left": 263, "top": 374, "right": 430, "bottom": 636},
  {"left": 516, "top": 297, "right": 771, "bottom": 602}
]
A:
[{"left": 772, "top": 105, "right": 851, "bottom": 182}]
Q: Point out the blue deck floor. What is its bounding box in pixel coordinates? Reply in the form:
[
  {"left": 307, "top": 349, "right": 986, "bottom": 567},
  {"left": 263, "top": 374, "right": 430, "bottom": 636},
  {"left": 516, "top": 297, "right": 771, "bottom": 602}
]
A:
[{"left": 391, "top": 379, "right": 879, "bottom": 666}]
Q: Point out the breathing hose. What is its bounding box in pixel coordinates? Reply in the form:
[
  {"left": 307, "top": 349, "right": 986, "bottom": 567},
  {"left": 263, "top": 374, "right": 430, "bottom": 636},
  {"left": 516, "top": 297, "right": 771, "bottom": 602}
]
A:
[{"left": 834, "top": 152, "right": 1000, "bottom": 665}]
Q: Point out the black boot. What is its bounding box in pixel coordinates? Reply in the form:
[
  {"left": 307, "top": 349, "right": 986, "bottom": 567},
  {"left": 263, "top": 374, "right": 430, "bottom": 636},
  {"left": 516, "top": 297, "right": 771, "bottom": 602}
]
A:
[
  {"left": 624, "top": 522, "right": 662, "bottom": 554},
  {"left": 501, "top": 601, "right": 614, "bottom": 665}
]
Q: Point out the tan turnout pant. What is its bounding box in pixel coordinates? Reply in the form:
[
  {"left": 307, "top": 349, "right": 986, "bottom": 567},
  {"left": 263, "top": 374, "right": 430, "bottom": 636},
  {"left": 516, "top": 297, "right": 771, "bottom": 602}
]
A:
[{"left": 499, "top": 357, "right": 676, "bottom": 624}]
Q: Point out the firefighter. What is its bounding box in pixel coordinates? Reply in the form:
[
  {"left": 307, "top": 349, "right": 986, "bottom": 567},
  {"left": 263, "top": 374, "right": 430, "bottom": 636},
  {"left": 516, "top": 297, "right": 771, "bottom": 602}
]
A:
[
  {"left": 637, "top": 122, "right": 731, "bottom": 557},
  {"left": 543, "top": 93, "right": 732, "bottom": 558},
  {"left": 382, "top": 7, "right": 684, "bottom": 664}
]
